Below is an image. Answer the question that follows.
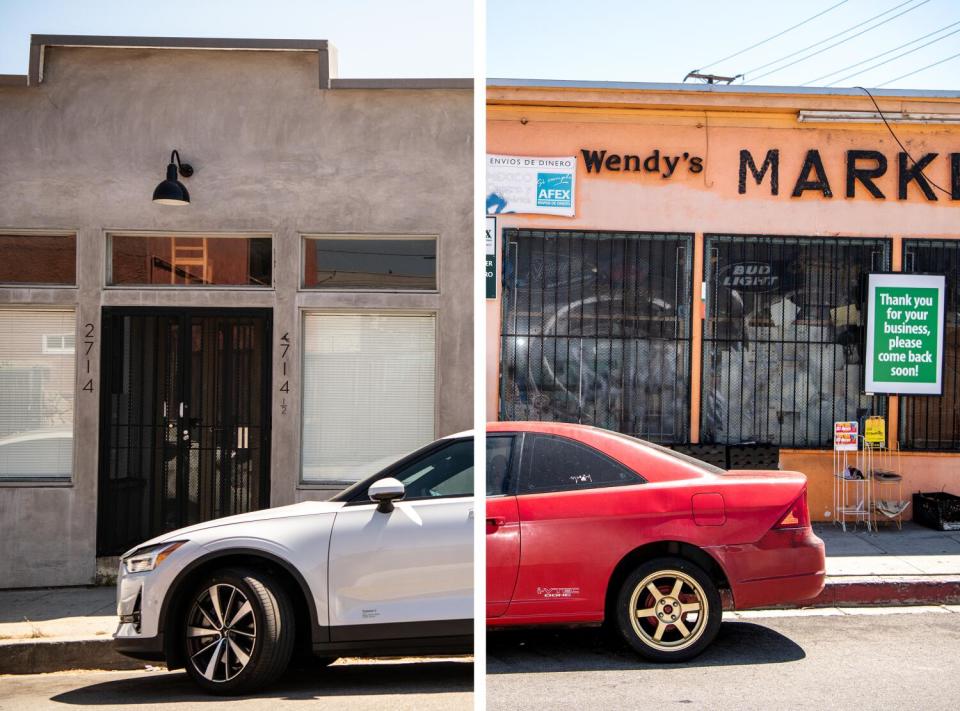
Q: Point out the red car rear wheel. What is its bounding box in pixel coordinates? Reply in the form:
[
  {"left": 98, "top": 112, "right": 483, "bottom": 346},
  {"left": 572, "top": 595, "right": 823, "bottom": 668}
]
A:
[{"left": 615, "top": 557, "right": 721, "bottom": 662}]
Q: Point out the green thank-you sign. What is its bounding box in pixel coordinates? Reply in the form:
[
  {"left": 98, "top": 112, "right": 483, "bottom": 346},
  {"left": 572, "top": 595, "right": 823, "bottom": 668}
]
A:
[{"left": 864, "top": 273, "right": 946, "bottom": 395}]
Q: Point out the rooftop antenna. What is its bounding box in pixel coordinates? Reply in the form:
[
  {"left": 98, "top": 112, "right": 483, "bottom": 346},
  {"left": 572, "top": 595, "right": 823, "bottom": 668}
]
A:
[{"left": 683, "top": 70, "right": 742, "bottom": 84}]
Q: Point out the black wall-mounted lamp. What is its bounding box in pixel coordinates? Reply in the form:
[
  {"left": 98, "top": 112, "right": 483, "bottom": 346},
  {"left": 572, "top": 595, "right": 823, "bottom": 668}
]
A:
[{"left": 152, "top": 149, "right": 194, "bottom": 205}]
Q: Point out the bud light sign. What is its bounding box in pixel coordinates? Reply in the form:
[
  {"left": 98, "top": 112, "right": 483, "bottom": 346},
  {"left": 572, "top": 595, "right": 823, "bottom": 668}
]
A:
[{"left": 718, "top": 261, "right": 779, "bottom": 292}]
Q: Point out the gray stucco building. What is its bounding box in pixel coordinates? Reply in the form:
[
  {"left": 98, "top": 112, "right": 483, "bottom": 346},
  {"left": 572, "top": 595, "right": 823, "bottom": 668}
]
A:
[{"left": 0, "top": 36, "right": 473, "bottom": 588}]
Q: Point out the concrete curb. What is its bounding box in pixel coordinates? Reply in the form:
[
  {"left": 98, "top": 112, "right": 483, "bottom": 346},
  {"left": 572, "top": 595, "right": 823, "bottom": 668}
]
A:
[
  {"left": 0, "top": 638, "right": 144, "bottom": 675},
  {"left": 780, "top": 575, "right": 960, "bottom": 609}
]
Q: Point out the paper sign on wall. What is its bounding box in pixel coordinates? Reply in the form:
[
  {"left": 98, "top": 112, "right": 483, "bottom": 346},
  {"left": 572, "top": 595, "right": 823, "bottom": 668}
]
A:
[
  {"left": 864, "top": 416, "right": 886, "bottom": 445},
  {"left": 485, "top": 216, "right": 497, "bottom": 299},
  {"left": 486, "top": 154, "right": 576, "bottom": 217},
  {"left": 834, "top": 421, "right": 858, "bottom": 451},
  {"left": 864, "top": 273, "right": 946, "bottom": 395}
]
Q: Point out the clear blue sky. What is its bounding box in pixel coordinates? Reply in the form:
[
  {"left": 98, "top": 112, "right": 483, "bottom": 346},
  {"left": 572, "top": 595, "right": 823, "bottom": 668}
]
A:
[
  {"left": 0, "top": 0, "right": 473, "bottom": 77},
  {"left": 488, "top": 0, "right": 959, "bottom": 89}
]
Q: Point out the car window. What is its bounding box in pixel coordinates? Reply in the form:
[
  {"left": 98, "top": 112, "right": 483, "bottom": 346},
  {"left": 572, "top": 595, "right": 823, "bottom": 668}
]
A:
[
  {"left": 486, "top": 435, "right": 514, "bottom": 496},
  {"left": 390, "top": 439, "right": 473, "bottom": 500},
  {"left": 521, "top": 434, "right": 642, "bottom": 494}
]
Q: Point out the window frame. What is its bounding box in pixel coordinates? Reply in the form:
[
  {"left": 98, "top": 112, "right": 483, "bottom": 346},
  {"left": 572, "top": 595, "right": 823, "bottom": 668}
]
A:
[
  {"left": 300, "top": 233, "right": 440, "bottom": 293},
  {"left": 0, "top": 307, "right": 77, "bottom": 486},
  {"left": 517, "top": 432, "right": 646, "bottom": 496},
  {"left": 486, "top": 432, "right": 519, "bottom": 498},
  {"left": 104, "top": 231, "right": 274, "bottom": 289},
  {"left": 298, "top": 309, "right": 440, "bottom": 487},
  {"left": 0, "top": 231, "right": 78, "bottom": 288}
]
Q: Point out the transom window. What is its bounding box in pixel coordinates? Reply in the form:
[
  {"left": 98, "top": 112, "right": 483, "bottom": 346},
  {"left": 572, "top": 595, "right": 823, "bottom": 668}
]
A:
[
  {"left": 303, "top": 235, "right": 437, "bottom": 290},
  {"left": 0, "top": 234, "right": 76, "bottom": 286}
]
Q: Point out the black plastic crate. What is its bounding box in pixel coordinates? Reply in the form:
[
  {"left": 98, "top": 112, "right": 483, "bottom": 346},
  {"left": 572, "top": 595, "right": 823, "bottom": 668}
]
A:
[
  {"left": 912, "top": 492, "right": 960, "bottom": 531},
  {"left": 671, "top": 444, "right": 727, "bottom": 469},
  {"left": 727, "top": 444, "right": 780, "bottom": 470}
]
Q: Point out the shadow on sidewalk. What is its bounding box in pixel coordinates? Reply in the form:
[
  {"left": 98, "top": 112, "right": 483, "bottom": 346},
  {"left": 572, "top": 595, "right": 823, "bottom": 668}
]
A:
[
  {"left": 49, "top": 659, "right": 473, "bottom": 704},
  {"left": 487, "top": 621, "right": 804, "bottom": 674}
]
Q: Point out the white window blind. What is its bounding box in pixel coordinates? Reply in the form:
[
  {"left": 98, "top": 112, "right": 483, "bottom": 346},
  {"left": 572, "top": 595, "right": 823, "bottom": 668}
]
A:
[
  {"left": 302, "top": 313, "right": 436, "bottom": 482},
  {"left": 0, "top": 310, "right": 75, "bottom": 479}
]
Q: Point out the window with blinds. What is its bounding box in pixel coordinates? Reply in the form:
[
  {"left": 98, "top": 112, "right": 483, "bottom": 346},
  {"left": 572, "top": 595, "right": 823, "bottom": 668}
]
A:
[
  {"left": 0, "top": 310, "right": 76, "bottom": 479},
  {"left": 301, "top": 313, "right": 436, "bottom": 483}
]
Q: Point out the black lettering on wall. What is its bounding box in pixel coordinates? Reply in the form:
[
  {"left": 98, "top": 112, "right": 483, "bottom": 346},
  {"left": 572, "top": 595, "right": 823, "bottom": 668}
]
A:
[
  {"left": 791, "top": 150, "right": 832, "bottom": 198},
  {"left": 898, "top": 152, "right": 938, "bottom": 201},
  {"left": 846, "top": 149, "right": 887, "bottom": 199},
  {"left": 952, "top": 153, "right": 960, "bottom": 200},
  {"left": 624, "top": 154, "right": 641, "bottom": 171},
  {"left": 738, "top": 149, "right": 779, "bottom": 195},
  {"left": 689, "top": 156, "right": 704, "bottom": 174},
  {"left": 581, "top": 149, "right": 606, "bottom": 173},
  {"left": 662, "top": 155, "right": 680, "bottom": 178},
  {"left": 644, "top": 150, "right": 661, "bottom": 173},
  {"left": 605, "top": 153, "right": 622, "bottom": 171}
]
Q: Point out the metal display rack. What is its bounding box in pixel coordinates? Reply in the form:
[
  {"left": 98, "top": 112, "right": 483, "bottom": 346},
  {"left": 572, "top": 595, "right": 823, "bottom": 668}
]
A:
[
  {"left": 833, "top": 435, "right": 873, "bottom": 531},
  {"left": 867, "top": 442, "right": 906, "bottom": 530}
]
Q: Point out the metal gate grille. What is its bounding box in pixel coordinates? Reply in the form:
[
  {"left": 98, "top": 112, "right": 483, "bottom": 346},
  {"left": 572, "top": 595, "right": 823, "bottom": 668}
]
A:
[
  {"left": 702, "top": 235, "right": 889, "bottom": 448},
  {"left": 902, "top": 240, "right": 960, "bottom": 450},
  {"left": 97, "top": 310, "right": 271, "bottom": 556},
  {"left": 500, "top": 229, "right": 692, "bottom": 443}
]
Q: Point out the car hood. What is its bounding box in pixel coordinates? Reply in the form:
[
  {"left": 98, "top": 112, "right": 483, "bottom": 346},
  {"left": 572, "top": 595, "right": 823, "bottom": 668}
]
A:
[{"left": 124, "top": 501, "right": 346, "bottom": 555}]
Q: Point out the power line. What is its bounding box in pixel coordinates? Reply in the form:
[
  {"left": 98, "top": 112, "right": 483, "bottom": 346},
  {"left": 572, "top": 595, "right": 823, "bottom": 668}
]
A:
[
  {"left": 697, "top": 0, "right": 850, "bottom": 72},
  {"left": 803, "top": 20, "right": 960, "bottom": 85},
  {"left": 856, "top": 86, "right": 951, "bottom": 197},
  {"left": 742, "top": 0, "right": 927, "bottom": 82},
  {"left": 876, "top": 50, "right": 960, "bottom": 86},
  {"left": 825, "top": 24, "right": 960, "bottom": 86}
]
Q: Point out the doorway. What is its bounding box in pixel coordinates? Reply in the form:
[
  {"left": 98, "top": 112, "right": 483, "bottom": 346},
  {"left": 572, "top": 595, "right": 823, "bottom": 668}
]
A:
[{"left": 97, "top": 308, "right": 272, "bottom": 556}]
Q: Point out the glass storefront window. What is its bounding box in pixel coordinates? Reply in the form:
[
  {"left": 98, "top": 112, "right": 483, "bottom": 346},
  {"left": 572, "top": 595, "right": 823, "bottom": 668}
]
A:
[
  {"left": 0, "top": 234, "right": 76, "bottom": 285},
  {"left": 301, "top": 313, "right": 436, "bottom": 482},
  {"left": 702, "top": 235, "right": 889, "bottom": 448},
  {"left": 901, "top": 239, "right": 960, "bottom": 450},
  {"left": 0, "top": 310, "right": 75, "bottom": 479},
  {"left": 108, "top": 234, "right": 272, "bottom": 286},
  {"left": 500, "top": 229, "right": 693, "bottom": 444},
  {"left": 302, "top": 235, "right": 437, "bottom": 290}
]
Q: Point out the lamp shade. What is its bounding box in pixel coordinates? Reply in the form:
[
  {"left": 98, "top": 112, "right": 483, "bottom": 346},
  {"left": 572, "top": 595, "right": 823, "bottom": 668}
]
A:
[{"left": 153, "top": 163, "right": 190, "bottom": 205}]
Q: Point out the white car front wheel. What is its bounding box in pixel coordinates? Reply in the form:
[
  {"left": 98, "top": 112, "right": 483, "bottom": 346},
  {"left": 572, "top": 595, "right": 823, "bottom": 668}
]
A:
[{"left": 183, "top": 568, "right": 294, "bottom": 694}]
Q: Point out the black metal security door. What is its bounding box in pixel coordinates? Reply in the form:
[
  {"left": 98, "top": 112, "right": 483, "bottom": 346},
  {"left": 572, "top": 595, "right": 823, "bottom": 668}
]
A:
[{"left": 97, "top": 308, "right": 271, "bottom": 556}]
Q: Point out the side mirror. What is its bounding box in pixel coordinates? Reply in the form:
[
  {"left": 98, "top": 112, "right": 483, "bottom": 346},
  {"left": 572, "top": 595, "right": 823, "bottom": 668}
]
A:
[{"left": 369, "top": 477, "right": 405, "bottom": 513}]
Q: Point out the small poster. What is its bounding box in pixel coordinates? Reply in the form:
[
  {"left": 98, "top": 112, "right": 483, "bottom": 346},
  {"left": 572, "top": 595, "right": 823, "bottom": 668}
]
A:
[
  {"left": 834, "top": 421, "right": 858, "bottom": 451},
  {"left": 485, "top": 216, "right": 497, "bottom": 299},
  {"left": 864, "top": 416, "right": 886, "bottom": 445},
  {"left": 486, "top": 154, "right": 576, "bottom": 217}
]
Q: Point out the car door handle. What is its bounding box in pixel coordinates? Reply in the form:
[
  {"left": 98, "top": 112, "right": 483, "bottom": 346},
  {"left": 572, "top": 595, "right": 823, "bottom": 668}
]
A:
[{"left": 486, "top": 516, "right": 506, "bottom": 529}]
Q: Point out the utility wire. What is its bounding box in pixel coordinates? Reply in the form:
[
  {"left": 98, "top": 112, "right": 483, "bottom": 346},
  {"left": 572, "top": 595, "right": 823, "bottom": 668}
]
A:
[
  {"left": 876, "top": 50, "right": 960, "bottom": 86},
  {"left": 827, "top": 25, "right": 960, "bottom": 86},
  {"left": 742, "top": 0, "right": 928, "bottom": 82},
  {"left": 803, "top": 20, "right": 960, "bottom": 85},
  {"left": 697, "top": 0, "right": 850, "bottom": 72},
  {"left": 857, "top": 86, "right": 951, "bottom": 197}
]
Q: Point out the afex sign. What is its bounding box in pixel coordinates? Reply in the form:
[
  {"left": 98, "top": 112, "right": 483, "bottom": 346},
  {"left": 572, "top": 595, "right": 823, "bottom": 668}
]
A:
[{"left": 864, "top": 273, "right": 946, "bottom": 395}]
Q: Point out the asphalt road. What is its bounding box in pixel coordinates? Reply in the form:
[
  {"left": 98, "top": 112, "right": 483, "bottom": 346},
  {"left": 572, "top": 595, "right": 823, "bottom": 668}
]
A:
[
  {"left": 487, "top": 607, "right": 960, "bottom": 710},
  {"left": 0, "top": 657, "right": 472, "bottom": 711}
]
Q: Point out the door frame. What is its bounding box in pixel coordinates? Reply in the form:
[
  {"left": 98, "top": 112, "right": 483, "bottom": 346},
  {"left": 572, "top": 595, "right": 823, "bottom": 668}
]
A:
[{"left": 96, "top": 306, "right": 273, "bottom": 555}]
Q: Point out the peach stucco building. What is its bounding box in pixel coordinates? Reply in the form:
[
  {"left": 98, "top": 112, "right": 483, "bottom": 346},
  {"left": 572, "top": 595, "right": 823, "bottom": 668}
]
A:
[{"left": 486, "top": 79, "right": 960, "bottom": 521}]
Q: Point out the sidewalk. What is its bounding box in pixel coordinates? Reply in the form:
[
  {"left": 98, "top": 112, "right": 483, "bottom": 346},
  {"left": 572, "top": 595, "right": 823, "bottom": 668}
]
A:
[{"left": 2, "top": 523, "right": 960, "bottom": 674}]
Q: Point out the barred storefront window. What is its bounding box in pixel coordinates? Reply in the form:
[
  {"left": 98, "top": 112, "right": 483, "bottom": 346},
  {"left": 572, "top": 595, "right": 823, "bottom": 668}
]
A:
[
  {"left": 702, "top": 235, "right": 889, "bottom": 448},
  {"left": 500, "top": 230, "right": 692, "bottom": 444},
  {"left": 901, "top": 240, "right": 960, "bottom": 450}
]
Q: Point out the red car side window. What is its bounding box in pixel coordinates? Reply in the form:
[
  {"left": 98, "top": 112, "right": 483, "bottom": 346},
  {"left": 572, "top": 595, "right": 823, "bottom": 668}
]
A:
[{"left": 521, "top": 434, "right": 643, "bottom": 494}]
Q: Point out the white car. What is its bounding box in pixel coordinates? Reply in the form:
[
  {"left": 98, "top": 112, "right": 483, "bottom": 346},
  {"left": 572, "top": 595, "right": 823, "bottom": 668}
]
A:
[{"left": 114, "top": 433, "right": 474, "bottom": 694}]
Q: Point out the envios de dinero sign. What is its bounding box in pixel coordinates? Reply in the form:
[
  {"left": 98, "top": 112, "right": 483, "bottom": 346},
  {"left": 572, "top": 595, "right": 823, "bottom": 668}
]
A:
[{"left": 864, "top": 273, "right": 946, "bottom": 395}]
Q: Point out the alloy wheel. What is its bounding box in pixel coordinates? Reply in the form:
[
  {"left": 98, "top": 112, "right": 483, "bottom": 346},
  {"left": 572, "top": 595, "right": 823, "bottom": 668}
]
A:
[
  {"left": 628, "top": 568, "right": 708, "bottom": 652},
  {"left": 185, "top": 583, "right": 257, "bottom": 683}
]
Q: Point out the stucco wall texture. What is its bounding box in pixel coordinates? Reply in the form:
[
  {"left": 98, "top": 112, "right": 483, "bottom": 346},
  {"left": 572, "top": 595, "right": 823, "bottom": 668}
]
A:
[
  {"left": 0, "top": 45, "right": 473, "bottom": 587},
  {"left": 487, "top": 83, "right": 960, "bottom": 523}
]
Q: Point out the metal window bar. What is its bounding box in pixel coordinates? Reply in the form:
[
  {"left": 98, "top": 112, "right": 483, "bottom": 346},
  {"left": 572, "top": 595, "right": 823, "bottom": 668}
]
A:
[
  {"left": 499, "top": 229, "right": 693, "bottom": 444},
  {"left": 701, "top": 235, "right": 890, "bottom": 448},
  {"left": 901, "top": 239, "right": 960, "bottom": 451}
]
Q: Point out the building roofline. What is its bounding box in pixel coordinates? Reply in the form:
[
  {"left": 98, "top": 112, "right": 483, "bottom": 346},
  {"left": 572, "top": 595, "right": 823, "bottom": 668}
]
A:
[
  {"left": 487, "top": 77, "right": 960, "bottom": 100},
  {"left": 4, "top": 34, "right": 468, "bottom": 90}
]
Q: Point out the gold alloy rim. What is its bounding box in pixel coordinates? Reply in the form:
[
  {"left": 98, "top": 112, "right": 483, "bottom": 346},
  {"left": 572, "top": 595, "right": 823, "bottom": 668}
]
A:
[
  {"left": 628, "top": 569, "right": 708, "bottom": 652},
  {"left": 185, "top": 583, "right": 258, "bottom": 683}
]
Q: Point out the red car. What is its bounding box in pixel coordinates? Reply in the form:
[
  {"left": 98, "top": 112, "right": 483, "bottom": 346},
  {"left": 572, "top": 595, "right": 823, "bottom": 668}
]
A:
[{"left": 486, "top": 422, "right": 825, "bottom": 662}]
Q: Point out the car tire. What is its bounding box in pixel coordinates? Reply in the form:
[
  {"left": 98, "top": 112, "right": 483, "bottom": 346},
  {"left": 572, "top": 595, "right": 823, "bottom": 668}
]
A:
[
  {"left": 614, "top": 557, "right": 721, "bottom": 663},
  {"left": 182, "top": 567, "right": 295, "bottom": 695}
]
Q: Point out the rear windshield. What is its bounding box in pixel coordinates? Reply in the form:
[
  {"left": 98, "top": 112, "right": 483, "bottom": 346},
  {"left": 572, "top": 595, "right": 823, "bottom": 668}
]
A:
[{"left": 602, "top": 430, "right": 727, "bottom": 476}]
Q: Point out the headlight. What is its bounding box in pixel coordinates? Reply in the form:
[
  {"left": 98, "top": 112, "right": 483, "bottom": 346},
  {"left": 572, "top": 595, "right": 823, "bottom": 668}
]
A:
[{"left": 122, "top": 540, "right": 187, "bottom": 573}]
